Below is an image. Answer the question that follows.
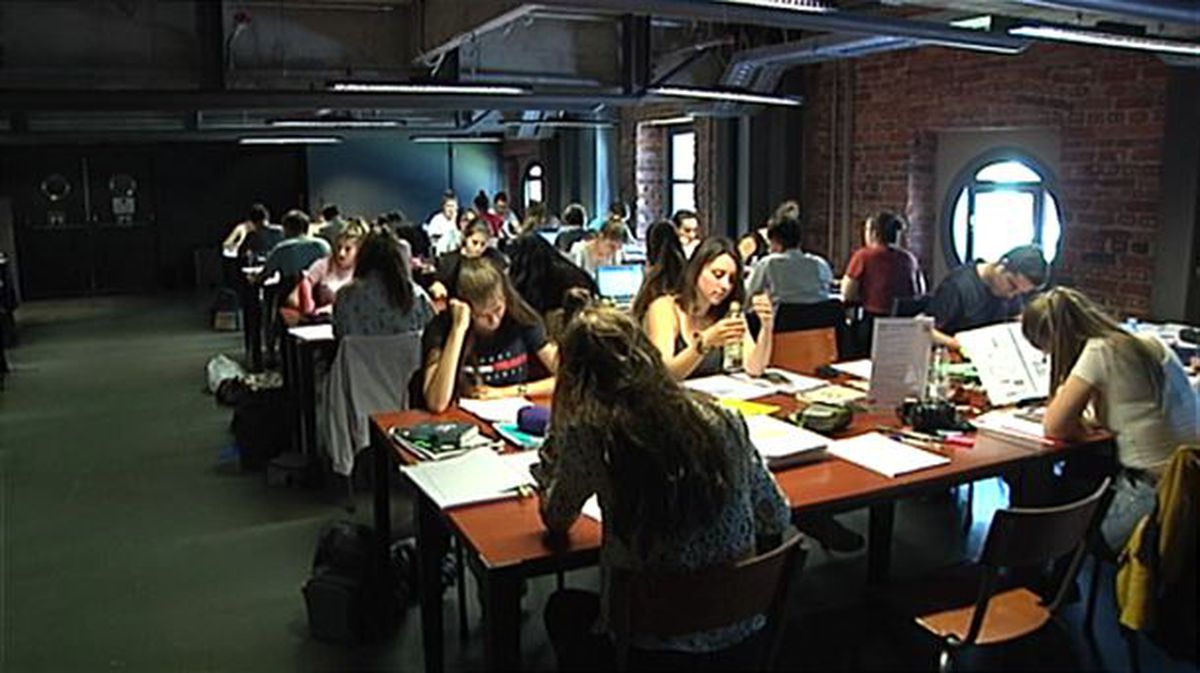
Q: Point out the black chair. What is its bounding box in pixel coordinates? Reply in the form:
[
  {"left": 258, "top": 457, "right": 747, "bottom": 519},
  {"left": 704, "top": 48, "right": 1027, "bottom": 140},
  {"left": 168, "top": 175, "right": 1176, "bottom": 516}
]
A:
[
  {"left": 771, "top": 299, "right": 851, "bottom": 361},
  {"left": 892, "top": 294, "right": 931, "bottom": 318}
]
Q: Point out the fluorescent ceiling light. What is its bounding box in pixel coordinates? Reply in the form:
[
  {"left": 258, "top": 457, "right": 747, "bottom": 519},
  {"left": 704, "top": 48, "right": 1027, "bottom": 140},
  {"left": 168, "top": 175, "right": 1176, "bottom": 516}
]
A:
[
  {"left": 718, "top": 0, "right": 830, "bottom": 12},
  {"left": 268, "top": 119, "right": 401, "bottom": 129},
  {"left": 640, "top": 115, "right": 695, "bottom": 127},
  {"left": 921, "top": 38, "right": 1024, "bottom": 55},
  {"left": 950, "top": 15, "right": 993, "bottom": 31},
  {"left": 410, "top": 135, "right": 503, "bottom": 144},
  {"left": 647, "top": 86, "right": 802, "bottom": 107},
  {"left": 1009, "top": 25, "right": 1200, "bottom": 56},
  {"left": 238, "top": 136, "right": 342, "bottom": 145},
  {"left": 502, "top": 120, "right": 615, "bottom": 129},
  {"left": 329, "top": 82, "right": 529, "bottom": 95}
]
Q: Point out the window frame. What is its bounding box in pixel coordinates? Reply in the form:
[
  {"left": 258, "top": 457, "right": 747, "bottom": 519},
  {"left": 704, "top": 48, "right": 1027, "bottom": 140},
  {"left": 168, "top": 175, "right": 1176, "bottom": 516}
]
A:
[
  {"left": 666, "top": 126, "right": 696, "bottom": 216},
  {"left": 941, "top": 148, "right": 1062, "bottom": 266}
]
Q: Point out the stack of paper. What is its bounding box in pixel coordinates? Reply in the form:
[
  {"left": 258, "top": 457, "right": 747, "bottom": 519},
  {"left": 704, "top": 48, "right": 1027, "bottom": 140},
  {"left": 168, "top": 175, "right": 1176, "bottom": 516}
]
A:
[
  {"left": 459, "top": 397, "right": 532, "bottom": 424},
  {"left": 401, "top": 447, "right": 535, "bottom": 510},
  {"left": 971, "top": 409, "right": 1060, "bottom": 449},
  {"left": 827, "top": 432, "right": 950, "bottom": 478},
  {"left": 744, "top": 415, "right": 828, "bottom": 468},
  {"left": 683, "top": 374, "right": 775, "bottom": 400}
]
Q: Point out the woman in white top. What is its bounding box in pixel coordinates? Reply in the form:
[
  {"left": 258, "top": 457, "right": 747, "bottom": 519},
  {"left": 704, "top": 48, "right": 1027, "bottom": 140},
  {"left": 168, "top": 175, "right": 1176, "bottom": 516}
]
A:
[
  {"left": 303, "top": 219, "right": 366, "bottom": 315},
  {"left": 1022, "top": 287, "right": 1199, "bottom": 548}
]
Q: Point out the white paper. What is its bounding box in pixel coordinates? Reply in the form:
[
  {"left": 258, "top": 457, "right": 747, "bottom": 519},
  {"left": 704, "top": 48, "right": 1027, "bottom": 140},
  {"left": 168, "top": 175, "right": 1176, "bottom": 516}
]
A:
[
  {"left": 971, "top": 409, "right": 1057, "bottom": 448},
  {"left": 734, "top": 368, "right": 828, "bottom": 394},
  {"left": 744, "top": 415, "right": 828, "bottom": 465},
  {"left": 683, "top": 374, "right": 775, "bottom": 401},
  {"left": 289, "top": 323, "right": 335, "bottom": 342},
  {"left": 827, "top": 431, "right": 949, "bottom": 478},
  {"left": 401, "top": 447, "right": 534, "bottom": 510},
  {"left": 868, "top": 318, "right": 933, "bottom": 408},
  {"left": 956, "top": 322, "right": 1050, "bottom": 406},
  {"left": 581, "top": 495, "right": 603, "bottom": 522},
  {"left": 459, "top": 397, "right": 532, "bottom": 423},
  {"left": 831, "top": 359, "right": 873, "bottom": 380},
  {"left": 799, "top": 384, "right": 867, "bottom": 405}
]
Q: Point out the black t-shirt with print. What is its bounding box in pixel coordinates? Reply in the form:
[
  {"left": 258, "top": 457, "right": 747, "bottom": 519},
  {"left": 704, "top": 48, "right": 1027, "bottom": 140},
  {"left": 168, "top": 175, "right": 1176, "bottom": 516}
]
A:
[
  {"left": 927, "top": 262, "right": 1021, "bottom": 334},
  {"left": 422, "top": 311, "right": 548, "bottom": 389}
]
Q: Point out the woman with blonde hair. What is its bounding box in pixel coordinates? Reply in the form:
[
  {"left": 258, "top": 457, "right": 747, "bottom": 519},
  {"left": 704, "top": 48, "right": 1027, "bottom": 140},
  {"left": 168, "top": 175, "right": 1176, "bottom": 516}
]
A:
[
  {"left": 1021, "top": 287, "right": 1198, "bottom": 547},
  {"left": 533, "top": 304, "right": 789, "bottom": 669}
]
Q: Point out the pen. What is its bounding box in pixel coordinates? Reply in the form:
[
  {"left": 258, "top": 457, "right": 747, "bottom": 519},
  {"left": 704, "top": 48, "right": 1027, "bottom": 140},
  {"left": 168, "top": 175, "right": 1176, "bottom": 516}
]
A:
[{"left": 886, "top": 433, "right": 949, "bottom": 456}]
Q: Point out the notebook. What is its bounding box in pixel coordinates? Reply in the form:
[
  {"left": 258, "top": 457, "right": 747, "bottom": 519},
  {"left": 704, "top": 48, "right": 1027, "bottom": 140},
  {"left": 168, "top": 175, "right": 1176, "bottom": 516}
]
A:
[
  {"left": 401, "top": 447, "right": 535, "bottom": 510},
  {"left": 827, "top": 432, "right": 950, "bottom": 478},
  {"left": 744, "top": 415, "right": 829, "bottom": 468},
  {"left": 595, "top": 264, "right": 644, "bottom": 308}
]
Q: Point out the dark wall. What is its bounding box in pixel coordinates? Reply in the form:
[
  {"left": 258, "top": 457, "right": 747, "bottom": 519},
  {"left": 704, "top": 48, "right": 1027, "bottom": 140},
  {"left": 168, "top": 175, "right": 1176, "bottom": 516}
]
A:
[
  {"left": 1, "top": 143, "right": 305, "bottom": 299},
  {"left": 307, "top": 137, "right": 502, "bottom": 226}
]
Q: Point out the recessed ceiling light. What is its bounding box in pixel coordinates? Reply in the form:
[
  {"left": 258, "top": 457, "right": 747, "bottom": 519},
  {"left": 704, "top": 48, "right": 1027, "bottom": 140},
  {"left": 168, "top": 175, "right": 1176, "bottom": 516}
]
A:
[{"left": 329, "top": 82, "right": 529, "bottom": 95}]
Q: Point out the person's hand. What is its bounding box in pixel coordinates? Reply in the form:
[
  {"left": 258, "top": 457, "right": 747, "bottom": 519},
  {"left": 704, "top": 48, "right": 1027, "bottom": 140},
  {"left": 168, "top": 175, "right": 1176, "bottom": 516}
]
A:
[
  {"left": 751, "top": 293, "right": 773, "bottom": 326},
  {"left": 702, "top": 315, "right": 745, "bottom": 348},
  {"left": 448, "top": 298, "right": 471, "bottom": 331},
  {"left": 466, "top": 384, "right": 509, "bottom": 400},
  {"left": 428, "top": 281, "right": 448, "bottom": 302}
]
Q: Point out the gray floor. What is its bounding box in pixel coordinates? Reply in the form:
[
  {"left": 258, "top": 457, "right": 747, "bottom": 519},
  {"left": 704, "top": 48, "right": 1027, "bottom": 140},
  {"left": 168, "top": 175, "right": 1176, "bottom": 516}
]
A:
[{"left": 1, "top": 295, "right": 1194, "bottom": 672}]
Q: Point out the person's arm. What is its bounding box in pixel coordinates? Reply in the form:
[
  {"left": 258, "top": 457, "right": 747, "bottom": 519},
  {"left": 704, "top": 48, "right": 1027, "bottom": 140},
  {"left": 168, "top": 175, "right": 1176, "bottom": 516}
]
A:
[
  {"left": 744, "top": 293, "right": 774, "bottom": 377},
  {"left": 469, "top": 335, "right": 559, "bottom": 399},
  {"left": 841, "top": 277, "right": 860, "bottom": 304},
  {"left": 1043, "top": 375, "right": 1095, "bottom": 441},
  {"left": 536, "top": 427, "right": 597, "bottom": 535},
  {"left": 645, "top": 296, "right": 739, "bottom": 380},
  {"left": 422, "top": 301, "right": 471, "bottom": 413},
  {"left": 931, "top": 328, "right": 961, "bottom": 351},
  {"left": 222, "top": 222, "right": 248, "bottom": 257}
]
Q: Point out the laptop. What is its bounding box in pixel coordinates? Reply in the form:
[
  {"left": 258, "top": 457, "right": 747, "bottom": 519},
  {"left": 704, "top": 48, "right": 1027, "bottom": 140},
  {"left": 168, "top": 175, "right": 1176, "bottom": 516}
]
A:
[{"left": 595, "top": 264, "right": 644, "bottom": 309}]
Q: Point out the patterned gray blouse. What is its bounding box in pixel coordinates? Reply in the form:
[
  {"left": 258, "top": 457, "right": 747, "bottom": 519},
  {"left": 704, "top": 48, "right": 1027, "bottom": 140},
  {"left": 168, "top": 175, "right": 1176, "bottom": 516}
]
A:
[
  {"left": 332, "top": 274, "right": 434, "bottom": 338},
  {"left": 536, "top": 397, "right": 792, "bottom": 652}
]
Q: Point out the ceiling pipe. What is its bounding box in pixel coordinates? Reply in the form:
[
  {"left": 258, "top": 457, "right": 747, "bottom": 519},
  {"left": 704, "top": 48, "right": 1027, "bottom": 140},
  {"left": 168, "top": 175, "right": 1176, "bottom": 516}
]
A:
[
  {"left": 538, "top": 0, "right": 1030, "bottom": 52},
  {"left": 1006, "top": 0, "right": 1200, "bottom": 26}
]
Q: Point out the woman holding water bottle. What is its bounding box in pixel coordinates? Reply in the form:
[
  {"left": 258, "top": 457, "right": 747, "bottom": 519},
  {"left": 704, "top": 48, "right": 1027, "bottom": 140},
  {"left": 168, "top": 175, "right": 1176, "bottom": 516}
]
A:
[{"left": 645, "top": 237, "right": 774, "bottom": 380}]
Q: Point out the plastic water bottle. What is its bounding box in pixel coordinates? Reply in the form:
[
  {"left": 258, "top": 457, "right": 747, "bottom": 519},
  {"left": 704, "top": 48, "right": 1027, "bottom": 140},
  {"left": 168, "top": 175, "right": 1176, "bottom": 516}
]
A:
[
  {"left": 927, "top": 346, "right": 948, "bottom": 401},
  {"left": 723, "top": 301, "right": 743, "bottom": 372}
]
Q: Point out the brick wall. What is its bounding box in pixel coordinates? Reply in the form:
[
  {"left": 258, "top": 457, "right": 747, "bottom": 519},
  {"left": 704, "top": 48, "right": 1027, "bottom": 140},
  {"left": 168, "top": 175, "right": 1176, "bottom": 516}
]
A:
[{"left": 803, "top": 42, "right": 1169, "bottom": 316}]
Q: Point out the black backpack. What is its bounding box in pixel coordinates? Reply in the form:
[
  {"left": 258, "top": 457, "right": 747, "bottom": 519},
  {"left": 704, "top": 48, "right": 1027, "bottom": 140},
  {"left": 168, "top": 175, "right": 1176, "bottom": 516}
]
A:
[
  {"left": 230, "top": 388, "right": 292, "bottom": 470},
  {"left": 303, "top": 521, "right": 403, "bottom": 643}
]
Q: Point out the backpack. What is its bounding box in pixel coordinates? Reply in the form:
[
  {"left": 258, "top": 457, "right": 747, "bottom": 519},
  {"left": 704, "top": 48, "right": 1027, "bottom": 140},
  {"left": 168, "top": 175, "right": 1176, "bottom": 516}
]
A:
[
  {"left": 230, "top": 388, "right": 292, "bottom": 470},
  {"left": 303, "top": 521, "right": 403, "bottom": 643}
]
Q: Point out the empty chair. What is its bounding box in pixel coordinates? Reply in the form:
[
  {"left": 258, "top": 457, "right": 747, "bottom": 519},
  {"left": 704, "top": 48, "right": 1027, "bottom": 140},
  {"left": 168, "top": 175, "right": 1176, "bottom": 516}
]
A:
[
  {"left": 771, "top": 328, "right": 839, "bottom": 375},
  {"left": 608, "top": 529, "right": 806, "bottom": 671},
  {"left": 889, "top": 478, "right": 1113, "bottom": 672}
]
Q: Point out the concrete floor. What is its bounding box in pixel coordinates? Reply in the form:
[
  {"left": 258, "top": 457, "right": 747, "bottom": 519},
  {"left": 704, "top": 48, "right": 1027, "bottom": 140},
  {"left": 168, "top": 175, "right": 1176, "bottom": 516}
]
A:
[{"left": 1, "top": 294, "right": 1194, "bottom": 672}]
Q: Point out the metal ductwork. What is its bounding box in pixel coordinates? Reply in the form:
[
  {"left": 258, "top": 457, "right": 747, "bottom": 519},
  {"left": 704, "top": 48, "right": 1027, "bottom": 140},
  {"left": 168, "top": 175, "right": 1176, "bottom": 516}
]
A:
[{"left": 1006, "top": 1, "right": 1200, "bottom": 26}]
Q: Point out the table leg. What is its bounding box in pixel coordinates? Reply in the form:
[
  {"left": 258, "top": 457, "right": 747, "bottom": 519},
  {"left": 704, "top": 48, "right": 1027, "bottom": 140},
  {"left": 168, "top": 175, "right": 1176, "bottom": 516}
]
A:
[
  {"left": 476, "top": 560, "right": 523, "bottom": 672},
  {"left": 300, "top": 342, "right": 318, "bottom": 460},
  {"left": 867, "top": 502, "right": 895, "bottom": 586},
  {"left": 417, "top": 492, "right": 450, "bottom": 673}
]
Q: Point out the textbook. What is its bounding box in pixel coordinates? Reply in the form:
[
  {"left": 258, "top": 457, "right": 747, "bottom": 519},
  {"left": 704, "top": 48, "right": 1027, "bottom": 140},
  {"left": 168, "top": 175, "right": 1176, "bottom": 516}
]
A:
[
  {"left": 956, "top": 322, "right": 1050, "bottom": 407},
  {"left": 390, "top": 422, "right": 493, "bottom": 461},
  {"left": 971, "top": 408, "right": 1063, "bottom": 450},
  {"left": 401, "top": 447, "right": 535, "bottom": 510},
  {"left": 745, "top": 415, "right": 828, "bottom": 468}
]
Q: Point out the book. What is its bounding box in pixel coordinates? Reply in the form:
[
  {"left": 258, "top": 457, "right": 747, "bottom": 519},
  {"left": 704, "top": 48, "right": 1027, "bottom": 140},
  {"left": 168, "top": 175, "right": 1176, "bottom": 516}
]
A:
[
  {"left": 971, "top": 408, "right": 1063, "bottom": 450},
  {"left": 744, "top": 415, "right": 828, "bottom": 468},
  {"left": 391, "top": 422, "right": 492, "bottom": 461},
  {"left": 956, "top": 322, "right": 1050, "bottom": 407},
  {"left": 827, "top": 431, "right": 950, "bottom": 478},
  {"left": 493, "top": 422, "right": 544, "bottom": 450},
  {"left": 400, "top": 447, "right": 535, "bottom": 510}
]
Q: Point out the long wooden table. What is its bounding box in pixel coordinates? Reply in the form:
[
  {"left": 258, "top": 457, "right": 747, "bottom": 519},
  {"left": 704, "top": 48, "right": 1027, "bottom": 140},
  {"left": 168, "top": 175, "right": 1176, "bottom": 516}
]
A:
[{"left": 369, "top": 388, "right": 1109, "bottom": 673}]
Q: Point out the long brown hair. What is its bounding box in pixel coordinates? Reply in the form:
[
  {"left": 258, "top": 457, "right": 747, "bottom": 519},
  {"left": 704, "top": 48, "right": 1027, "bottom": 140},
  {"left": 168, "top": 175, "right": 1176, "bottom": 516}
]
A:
[
  {"left": 1021, "top": 287, "right": 1165, "bottom": 404},
  {"left": 632, "top": 220, "right": 687, "bottom": 321},
  {"left": 677, "top": 236, "right": 745, "bottom": 320},
  {"left": 552, "top": 305, "right": 738, "bottom": 550},
  {"left": 353, "top": 226, "right": 415, "bottom": 312}
]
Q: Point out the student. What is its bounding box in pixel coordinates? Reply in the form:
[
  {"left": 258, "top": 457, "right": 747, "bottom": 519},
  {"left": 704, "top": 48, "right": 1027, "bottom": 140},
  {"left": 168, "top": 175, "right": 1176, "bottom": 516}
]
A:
[
  {"left": 299, "top": 219, "right": 367, "bottom": 316},
  {"left": 673, "top": 209, "right": 703, "bottom": 258},
  {"left": 260, "top": 210, "right": 331, "bottom": 283},
  {"left": 745, "top": 215, "right": 833, "bottom": 308},
  {"left": 568, "top": 217, "right": 627, "bottom": 279},
  {"left": 645, "top": 237, "right": 774, "bottom": 380},
  {"left": 472, "top": 190, "right": 503, "bottom": 238},
  {"left": 315, "top": 204, "right": 346, "bottom": 246},
  {"left": 425, "top": 190, "right": 459, "bottom": 256},
  {"left": 422, "top": 258, "right": 558, "bottom": 413},
  {"left": 520, "top": 201, "right": 550, "bottom": 237},
  {"left": 431, "top": 219, "right": 508, "bottom": 300},
  {"left": 736, "top": 230, "right": 769, "bottom": 269},
  {"left": 494, "top": 191, "right": 522, "bottom": 241},
  {"left": 508, "top": 233, "right": 598, "bottom": 315},
  {"left": 929, "top": 244, "right": 1048, "bottom": 346},
  {"left": 333, "top": 228, "right": 434, "bottom": 338},
  {"left": 533, "top": 304, "right": 790, "bottom": 669},
  {"left": 1022, "top": 287, "right": 1199, "bottom": 549},
  {"left": 554, "top": 203, "right": 590, "bottom": 253},
  {"left": 631, "top": 220, "right": 687, "bottom": 323},
  {"left": 222, "top": 203, "right": 282, "bottom": 261},
  {"left": 589, "top": 200, "right": 628, "bottom": 232},
  {"left": 842, "top": 211, "right": 925, "bottom": 351}
]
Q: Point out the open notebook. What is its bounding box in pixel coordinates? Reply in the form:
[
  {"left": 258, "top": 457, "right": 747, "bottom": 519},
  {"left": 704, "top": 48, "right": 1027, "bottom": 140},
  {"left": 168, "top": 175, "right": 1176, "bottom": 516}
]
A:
[
  {"left": 956, "top": 322, "right": 1050, "bottom": 406},
  {"left": 401, "top": 448, "right": 536, "bottom": 510}
]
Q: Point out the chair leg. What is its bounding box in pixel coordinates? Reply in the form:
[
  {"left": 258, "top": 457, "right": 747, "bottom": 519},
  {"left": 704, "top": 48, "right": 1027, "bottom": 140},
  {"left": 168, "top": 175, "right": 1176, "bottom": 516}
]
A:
[
  {"left": 556, "top": 570, "right": 565, "bottom": 591},
  {"left": 455, "top": 538, "right": 468, "bottom": 640},
  {"left": 938, "top": 647, "right": 954, "bottom": 673},
  {"left": 1085, "top": 555, "right": 1101, "bottom": 631}
]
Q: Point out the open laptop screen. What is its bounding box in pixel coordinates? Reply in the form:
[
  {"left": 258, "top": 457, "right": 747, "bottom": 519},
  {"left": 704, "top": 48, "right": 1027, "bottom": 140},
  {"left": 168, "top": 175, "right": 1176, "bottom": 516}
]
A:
[{"left": 596, "top": 264, "right": 644, "bottom": 302}]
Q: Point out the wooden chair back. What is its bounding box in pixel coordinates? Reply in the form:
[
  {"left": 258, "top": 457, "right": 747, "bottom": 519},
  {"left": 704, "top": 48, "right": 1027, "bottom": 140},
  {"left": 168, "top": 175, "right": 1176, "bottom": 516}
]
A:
[
  {"left": 771, "top": 328, "right": 838, "bottom": 374},
  {"left": 609, "top": 530, "right": 805, "bottom": 670}
]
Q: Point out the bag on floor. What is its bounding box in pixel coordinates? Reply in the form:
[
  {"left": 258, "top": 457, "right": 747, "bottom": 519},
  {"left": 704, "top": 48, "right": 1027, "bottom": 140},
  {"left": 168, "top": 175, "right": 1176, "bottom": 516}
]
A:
[
  {"left": 230, "top": 388, "right": 292, "bottom": 470},
  {"left": 303, "top": 520, "right": 401, "bottom": 643}
]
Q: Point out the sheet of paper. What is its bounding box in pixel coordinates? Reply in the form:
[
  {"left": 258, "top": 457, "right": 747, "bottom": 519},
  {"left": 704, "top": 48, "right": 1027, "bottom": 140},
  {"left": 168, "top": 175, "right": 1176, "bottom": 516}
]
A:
[
  {"left": 827, "top": 431, "right": 949, "bottom": 478},
  {"left": 971, "top": 409, "right": 1059, "bottom": 449},
  {"left": 799, "top": 384, "right": 867, "bottom": 405},
  {"left": 868, "top": 318, "right": 933, "bottom": 408},
  {"left": 401, "top": 447, "right": 534, "bottom": 510},
  {"left": 956, "top": 322, "right": 1050, "bottom": 406},
  {"left": 458, "top": 397, "right": 532, "bottom": 424},
  {"left": 733, "top": 368, "right": 828, "bottom": 394},
  {"left": 831, "top": 359, "right": 873, "bottom": 380},
  {"left": 744, "top": 415, "right": 828, "bottom": 464},
  {"left": 581, "top": 494, "right": 603, "bottom": 522},
  {"left": 288, "top": 323, "right": 335, "bottom": 343},
  {"left": 683, "top": 374, "right": 775, "bottom": 401},
  {"left": 719, "top": 399, "right": 781, "bottom": 417}
]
